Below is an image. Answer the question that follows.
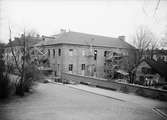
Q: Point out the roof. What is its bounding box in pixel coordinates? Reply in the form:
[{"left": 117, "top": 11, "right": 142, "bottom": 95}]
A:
[
  {"left": 116, "top": 69, "right": 129, "bottom": 76},
  {"left": 6, "top": 36, "right": 43, "bottom": 47},
  {"left": 34, "top": 31, "right": 135, "bottom": 49},
  {"left": 142, "top": 59, "right": 167, "bottom": 79},
  {"left": 144, "top": 49, "right": 167, "bottom": 55}
]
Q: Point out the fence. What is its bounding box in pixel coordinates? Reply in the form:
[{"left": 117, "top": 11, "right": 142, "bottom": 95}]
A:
[{"left": 62, "top": 72, "right": 167, "bottom": 101}]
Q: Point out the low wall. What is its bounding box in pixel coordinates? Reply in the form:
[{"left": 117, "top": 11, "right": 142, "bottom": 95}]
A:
[{"left": 62, "top": 73, "right": 167, "bottom": 101}]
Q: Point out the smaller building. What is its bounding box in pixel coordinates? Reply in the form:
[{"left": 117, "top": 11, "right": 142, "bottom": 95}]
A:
[
  {"left": 134, "top": 59, "right": 167, "bottom": 86},
  {"left": 144, "top": 49, "right": 167, "bottom": 63}
]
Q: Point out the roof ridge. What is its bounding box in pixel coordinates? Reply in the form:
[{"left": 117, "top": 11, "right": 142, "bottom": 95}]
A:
[
  {"left": 68, "top": 31, "right": 117, "bottom": 39},
  {"left": 68, "top": 31, "right": 135, "bottom": 49}
]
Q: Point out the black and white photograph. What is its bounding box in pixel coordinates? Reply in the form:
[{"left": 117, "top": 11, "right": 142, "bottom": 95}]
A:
[{"left": 0, "top": 0, "right": 167, "bottom": 120}]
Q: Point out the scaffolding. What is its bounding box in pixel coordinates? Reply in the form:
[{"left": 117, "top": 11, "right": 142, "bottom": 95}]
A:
[
  {"left": 104, "top": 51, "right": 123, "bottom": 79},
  {"left": 85, "top": 38, "right": 96, "bottom": 77},
  {"left": 30, "top": 46, "right": 50, "bottom": 69}
]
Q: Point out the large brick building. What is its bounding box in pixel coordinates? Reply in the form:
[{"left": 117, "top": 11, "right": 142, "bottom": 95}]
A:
[{"left": 33, "top": 30, "right": 136, "bottom": 78}]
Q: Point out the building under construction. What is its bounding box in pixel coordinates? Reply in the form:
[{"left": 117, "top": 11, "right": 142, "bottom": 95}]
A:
[
  {"left": 5, "top": 30, "right": 136, "bottom": 79},
  {"left": 32, "top": 30, "right": 136, "bottom": 78}
]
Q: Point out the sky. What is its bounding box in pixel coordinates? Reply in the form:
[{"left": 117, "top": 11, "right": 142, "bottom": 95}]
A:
[{"left": 0, "top": 0, "right": 167, "bottom": 45}]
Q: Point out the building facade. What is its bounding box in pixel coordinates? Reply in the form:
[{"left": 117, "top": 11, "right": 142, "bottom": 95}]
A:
[{"left": 33, "top": 30, "right": 136, "bottom": 78}]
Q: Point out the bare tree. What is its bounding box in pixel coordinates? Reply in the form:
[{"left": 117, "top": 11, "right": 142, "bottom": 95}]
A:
[
  {"left": 133, "top": 26, "right": 157, "bottom": 63},
  {"left": 160, "top": 29, "right": 167, "bottom": 49},
  {"left": 26, "top": 29, "right": 38, "bottom": 37},
  {"left": 8, "top": 27, "right": 41, "bottom": 96},
  {"left": 149, "top": 35, "right": 158, "bottom": 59}
]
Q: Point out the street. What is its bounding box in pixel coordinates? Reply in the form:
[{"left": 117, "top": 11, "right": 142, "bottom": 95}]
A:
[{"left": 0, "top": 83, "right": 165, "bottom": 120}]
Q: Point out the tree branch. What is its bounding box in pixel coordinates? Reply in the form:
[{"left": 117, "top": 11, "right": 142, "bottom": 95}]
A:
[{"left": 8, "top": 26, "right": 22, "bottom": 74}]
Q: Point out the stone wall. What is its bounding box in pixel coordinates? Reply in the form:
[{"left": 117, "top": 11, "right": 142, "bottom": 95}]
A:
[{"left": 62, "top": 72, "right": 167, "bottom": 101}]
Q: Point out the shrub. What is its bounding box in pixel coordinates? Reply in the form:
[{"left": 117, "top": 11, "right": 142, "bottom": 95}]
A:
[
  {"left": 15, "top": 65, "right": 43, "bottom": 96},
  {"left": 0, "top": 44, "right": 12, "bottom": 99},
  {"left": 135, "top": 88, "right": 147, "bottom": 97},
  {"left": 15, "top": 81, "right": 24, "bottom": 96},
  {"left": 120, "top": 85, "right": 129, "bottom": 93},
  {"left": 156, "top": 93, "right": 167, "bottom": 101},
  {"left": 0, "top": 73, "right": 12, "bottom": 99}
]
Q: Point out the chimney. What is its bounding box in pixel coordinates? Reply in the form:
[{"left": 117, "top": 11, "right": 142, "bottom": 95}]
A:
[{"left": 118, "top": 36, "right": 125, "bottom": 41}]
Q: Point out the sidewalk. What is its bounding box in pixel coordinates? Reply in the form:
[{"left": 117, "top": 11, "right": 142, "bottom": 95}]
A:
[{"left": 67, "top": 84, "right": 167, "bottom": 118}]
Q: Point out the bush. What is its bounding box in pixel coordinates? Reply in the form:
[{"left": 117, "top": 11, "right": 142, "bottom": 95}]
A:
[
  {"left": 0, "top": 43, "right": 12, "bottom": 99},
  {"left": 15, "top": 65, "right": 43, "bottom": 96},
  {"left": 15, "top": 81, "right": 24, "bottom": 96},
  {"left": 120, "top": 85, "right": 129, "bottom": 93},
  {"left": 156, "top": 93, "right": 167, "bottom": 101},
  {"left": 0, "top": 74, "right": 12, "bottom": 99},
  {"left": 134, "top": 80, "right": 144, "bottom": 85},
  {"left": 162, "top": 85, "right": 167, "bottom": 90},
  {"left": 135, "top": 88, "right": 148, "bottom": 97}
]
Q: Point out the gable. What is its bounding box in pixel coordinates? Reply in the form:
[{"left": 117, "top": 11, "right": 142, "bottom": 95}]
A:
[{"left": 136, "top": 61, "right": 152, "bottom": 73}]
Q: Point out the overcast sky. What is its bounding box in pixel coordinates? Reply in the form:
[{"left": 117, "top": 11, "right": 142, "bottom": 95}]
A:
[{"left": 0, "top": 0, "right": 167, "bottom": 44}]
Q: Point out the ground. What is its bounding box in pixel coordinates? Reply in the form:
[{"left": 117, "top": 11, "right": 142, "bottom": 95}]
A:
[{"left": 0, "top": 83, "right": 166, "bottom": 120}]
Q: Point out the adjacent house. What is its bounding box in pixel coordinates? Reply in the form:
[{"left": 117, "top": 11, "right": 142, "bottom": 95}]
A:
[
  {"left": 134, "top": 59, "right": 167, "bottom": 85},
  {"left": 144, "top": 49, "right": 167, "bottom": 63},
  {"left": 33, "top": 30, "right": 136, "bottom": 78}
]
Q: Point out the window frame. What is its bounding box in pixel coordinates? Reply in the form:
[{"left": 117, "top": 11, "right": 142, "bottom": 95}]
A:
[
  {"left": 81, "top": 64, "right": 85, "bottom": 70},
  {"left": 69, "top": 49, "right": 73, "bottom": 56},
  {"left": 94, "top": 50, "right": 97, "bottom": 60},
  {"left": 58, "top": 48, "right": 61, "bottom": 56},
  {"left": 104, "top": 51, "right": 107, "bottom": 57},
  {"left": 69, "top": 64, "right": 73, "bottom": 71},
  {"left": 48, "top": 49, "right": 50, "bottom": 56},
  {"left": 53, "top": 49, "right": 55, "bottom": 57}
]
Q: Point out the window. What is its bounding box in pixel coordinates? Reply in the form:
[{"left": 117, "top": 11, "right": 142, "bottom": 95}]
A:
[
  {"left": 58, "top": 49, "right": 61, "bottom": 56},
  {"left": 81, "top": 64, "right": 85, "bottom": 70},
  {"left": 141, "top": 67, "right": 156, "bottom": 74},
  {"left": 31, "top": 50, "right": 35, "bottom": 55},
  {"left": 94, "top": 50, "right": 97, "bottom": 60},
  {"left": 104, "top": 51, "right": 107, "bottom": 57},
  {"left": 104, "top": 69, "right": 106, "bottom": 72},
  {"left": 69, "top": 64, "right": 73, "bottom": 71},
  {"left": 126, "top": 51, "right": 129, "bottom": 56},
  {"left": 113, "top": 52, "right": 118, "bottom": 56},
  {"left": 139, "top": 76, "right": 145, "bottom": 82},
  {"left": 57, "top": 64, "right": 60, "bottom": 73},
  {"left": 114, "top": 65, "right": 120, "bottom": 70},
  {"left": 82, "top": 50, "right": 85, "bottom": 56},
  {"left": 94, "top": 67, "right": 96, "bottom": 72},
  {"left": 53, "top": 49, "right": 55, "bottom": 57},
  {"left": 69, "top": 49, "right": 73, "bottom": 56},
  {"left": 48, "top": 49, "right": 50, "bottom": 56}
]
